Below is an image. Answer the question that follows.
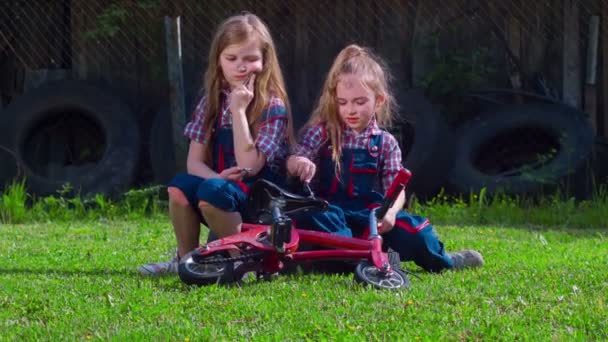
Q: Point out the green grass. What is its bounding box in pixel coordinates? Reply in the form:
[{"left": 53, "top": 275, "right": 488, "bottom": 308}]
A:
[
  {"left": 1, "top": 181, "right": 607, "bottom": 339},
  {"left": 1, "top": 217, "right": 606, "bottom": 340}
]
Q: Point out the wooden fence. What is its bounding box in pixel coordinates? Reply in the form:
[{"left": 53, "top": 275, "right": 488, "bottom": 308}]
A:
[{"left": 1, "top": 0, "right": 607, "bottom": 135}]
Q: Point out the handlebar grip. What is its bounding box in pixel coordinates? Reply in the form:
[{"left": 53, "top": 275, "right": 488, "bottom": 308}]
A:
[
  {"left": 375, "top": 184, "right": 405, "bottom": 220},
  {"left": 375, "top": 168, "right": 411, "bottom": 220}
]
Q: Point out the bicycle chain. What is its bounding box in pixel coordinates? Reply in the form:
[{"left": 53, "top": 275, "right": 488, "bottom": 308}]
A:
[{"left": 194, "top": 251, "right": 266, "bottom": 265}]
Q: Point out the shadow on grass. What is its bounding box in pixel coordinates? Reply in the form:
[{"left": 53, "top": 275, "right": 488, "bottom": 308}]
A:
[
  {"left": 0, "top": 267, "right": 143, "bottom": 277},
  {"left": 0, "top": 267, "right": 193, "bottom": 293},
  {"left": 445, "top": 224, "right": 607, "bottom": 239},
  {"left": 508, "top": 227, "right": 607, "bottom": 239}
]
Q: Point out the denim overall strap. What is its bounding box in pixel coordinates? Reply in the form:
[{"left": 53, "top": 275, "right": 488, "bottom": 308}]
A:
[
  {"left": 212, "top": 126, "right": 236, "bottom": 173},
  {"left": 318, "top": 134, "right": 382, "bottom": 202},
  {"left": 245, "top": 101, "right": 288, "bottom": 186},
  {"left": 212, "top": 114, "right": 284, "bottom": 187}
]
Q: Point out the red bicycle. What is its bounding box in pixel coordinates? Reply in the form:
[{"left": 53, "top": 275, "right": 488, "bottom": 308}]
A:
[{"left": 178, "top": 169, "right": 412, "bottom": 290}]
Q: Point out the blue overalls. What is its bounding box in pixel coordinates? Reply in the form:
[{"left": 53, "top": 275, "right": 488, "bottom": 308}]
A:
[
  {"left": 168, "top": 106, "right": 286, "bottom": 223},
  {"left": 296, "top": 134, "right": 454, "bottom": 272}
]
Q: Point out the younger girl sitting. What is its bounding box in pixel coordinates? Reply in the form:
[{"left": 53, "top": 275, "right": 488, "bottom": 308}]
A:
[{"left": 287, "top": 45, "right": 483, "bottom": 272}]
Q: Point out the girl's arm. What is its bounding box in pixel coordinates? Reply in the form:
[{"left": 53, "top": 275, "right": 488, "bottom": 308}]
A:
[
  {"left": 229, "top": 74, "right": 270, "bottom": 175},
  {"left": 185, "top": 140, "right": 221, "bottom": 179},
  {"left": 232, "top": 113, "right": 266, "bottom": 175},
  {"left": 183, "top": 97, "right": 221, "bottom": 178},
  {"left": 232, "top": 102, "right": 289, "bottom": 176},
  {"left": 183, "top": 96, "right": 242, "bottom": 180},
  {"left": 379, "top": 189, "right": 405, "bottom": 234},
  {"left": 379, "top": 133, "right": 405, "bottom": 233},
  {"left": 187, "top": 141, "right": 244, "bottom": 181},
  {"left": 287, "top": 155, "right": 316, "bottom": 182},
  {"left": 231, "top": 109, "right": 266, "bottom": 174},
  {"left": 287, "top": 123, "right": 325, "bottom": 182}
]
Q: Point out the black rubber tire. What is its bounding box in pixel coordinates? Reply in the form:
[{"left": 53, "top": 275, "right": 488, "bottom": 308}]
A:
[
  {"left": 0, "top": 107, "right": 18, "bottom": 189},
  {"left": 454, "top": 89, "right": 562, "bottom": 126},
  {"left": 178, "top": 250, "right": 235, "bottom": 286},
  {"left": 465, "top": 88, "right": 561, "bottom": 108},
  {"left": 397, "top": 89, "right": 453, "bottom": 200},
  {"left": 447, "top": 103, "right": 594, "bottom": 196},
  {"left": 0, "top": 80, "right": 140, "bottom": 198},
  {"left": 0, "top": 142, "right": 21, "bottom": 190},
  {"left": 591, "top": 139, "right": 608, "bottom": 187},
  {"left": 149, "top": 106, "right": 176, "bottom": 185},
  {"left": 353, "top": 261, "right": 410, "bottom": 290}
]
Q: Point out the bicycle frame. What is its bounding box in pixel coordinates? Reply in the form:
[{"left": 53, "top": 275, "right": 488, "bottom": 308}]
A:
[{"left": 194, "top": 168, "right": 412, "bottom": 276}]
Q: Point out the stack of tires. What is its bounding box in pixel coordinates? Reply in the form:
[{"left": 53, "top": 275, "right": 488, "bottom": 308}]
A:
[
  {"left": 392, "top": 89, "right": 453, "bottom": 201},
  {"left": 445, "top": 103, "right": 594, "bottom": 198},
  {"left": 0, "top": 80, "right": 140, "bottom": 198},
  {"left": 0, "top": 82, "right": 597, "bottom": 201},
  {"left": 397, "top": 89, "right": 596, "bottom": 200}
]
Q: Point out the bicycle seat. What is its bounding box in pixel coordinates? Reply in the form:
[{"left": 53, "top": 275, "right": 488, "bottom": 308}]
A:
[{"left": 247, "top": 179, "right": 328, "bottom": 224}]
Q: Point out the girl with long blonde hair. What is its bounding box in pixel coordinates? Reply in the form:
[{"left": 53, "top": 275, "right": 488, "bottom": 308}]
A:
[{"left": 140, "top": 12, "right": 294, "bottom": 275}]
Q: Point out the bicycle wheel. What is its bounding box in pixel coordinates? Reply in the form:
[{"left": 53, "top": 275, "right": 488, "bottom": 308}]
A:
[
  {"left": 178, "top": 250, "right": 235, "bottom": 286},
  {"left": 354, "top": 261, "right": 410, "bottom": 290}
]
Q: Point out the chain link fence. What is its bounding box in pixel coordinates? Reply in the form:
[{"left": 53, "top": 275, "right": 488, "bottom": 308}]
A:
[
  {"left": 2, "top": 1, "right": 605, "bottom": 65},
  {"left": 1, "top": 0, "right": 607, "bottom": 129},
  {"left": 1, "top": 0, "right": 607, "bottom": 194},
  {"left": 1, "top": 3, "right": 605, "bottom": 79}
]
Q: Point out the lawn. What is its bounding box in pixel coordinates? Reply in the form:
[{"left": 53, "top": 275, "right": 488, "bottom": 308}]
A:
[{"left": 1, "top": 215, "right": 606, "bottom": 340}]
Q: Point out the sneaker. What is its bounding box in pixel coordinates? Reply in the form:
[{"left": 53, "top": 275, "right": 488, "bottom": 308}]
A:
[
  {"left": 448, "top": 249, "right": 484, "bottom": 270},
  {"left": 138, "top": 255, "right": 179, "bottom": 276}
]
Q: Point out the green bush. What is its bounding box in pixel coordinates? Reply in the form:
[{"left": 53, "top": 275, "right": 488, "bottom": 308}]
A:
[
  {"left": 0, "top": 179, "right": 28, "bottom": 224},
  {"left": 1, "top": 179, "right": 607, "bottom": 229}
]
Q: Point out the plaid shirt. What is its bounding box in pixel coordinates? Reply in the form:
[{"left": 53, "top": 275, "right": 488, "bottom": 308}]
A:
[
  {"left": 293, "top": 120, "right": 402, "bottom": 193},
  {"left": 184, "top": 90, "right": 288, "bottom": 163}
]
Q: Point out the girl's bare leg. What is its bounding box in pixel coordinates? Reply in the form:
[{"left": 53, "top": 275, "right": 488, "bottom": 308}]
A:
[
  {"left": 168, "top": 187, "right": 200, "bottom": 258},
  {"left": 198, "top": 201, "right": 243, "bottom": 238}
]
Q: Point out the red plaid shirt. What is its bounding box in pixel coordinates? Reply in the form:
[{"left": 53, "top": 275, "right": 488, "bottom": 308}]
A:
[
  {"left": 293, "top": 120, "right": 402, "bottom": 193},
  {"left": 184, "top": 90, "right": 288, "bottom": 163}
]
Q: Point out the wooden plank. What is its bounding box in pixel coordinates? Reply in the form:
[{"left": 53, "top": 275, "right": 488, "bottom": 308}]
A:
[
  {"left": 164, "top": 16, "right": 187, "bottom": 173},
  {"left": 377, "top": 0, "right": 416, "bottom": 104},
  {"left": 522, "top": 1, "right": 547, "bottom": 79},
  {"left": 47, "top": 1, "right": 64, "bottom": 68},
  {"left": 399, "top": 0, "right": 416, "bottom": 90},
  {"left": 359, "top": 0, "right": 375, "bottom": 47},
  {"left": 293, "top": 0, "right": 310, "bottom": 129},
  {"left": 411, "top": 1, "right": 434, "bottom": 88},
  {"left": 507, "top": 6, "right": 523, "bottom": 102},
  {"left": 562, "top": 0, "right": 581, "bottom": 108},
  {"left": 584, "top": 15, "right": 600, "bottom": 134},
  {"left": 10, "top": 1, "right": 34, "bottom": 68},
  {"left": 72, "top": 0, "right": 107, "bottom": 80},
  {"left": 603, "top": 1, "right": 608, "bottom": 136},
  {"left": 70, "top": 0, "right": 86, "bottom": 79}
]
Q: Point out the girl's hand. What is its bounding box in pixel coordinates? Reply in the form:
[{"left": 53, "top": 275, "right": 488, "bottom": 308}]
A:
[
  {"left": 378, "top": 211, "right": 397, "bottom": 234},
  {"left": 229, "top": 73, "right": 256, "bottom": 116},
  {"left": 219, "top": 166, "right": 245, "bottom": 182},
  {"left": 287, "top": 155, "right": 316, "bottom": 183}
]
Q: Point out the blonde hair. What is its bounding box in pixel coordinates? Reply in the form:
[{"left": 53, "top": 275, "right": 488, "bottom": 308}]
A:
[
  {"left": 305, "top": 44, "right": 396, "bottom": 173},
  {"left": 201, "top": 12, "right": 294, "bottom": 160}
]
